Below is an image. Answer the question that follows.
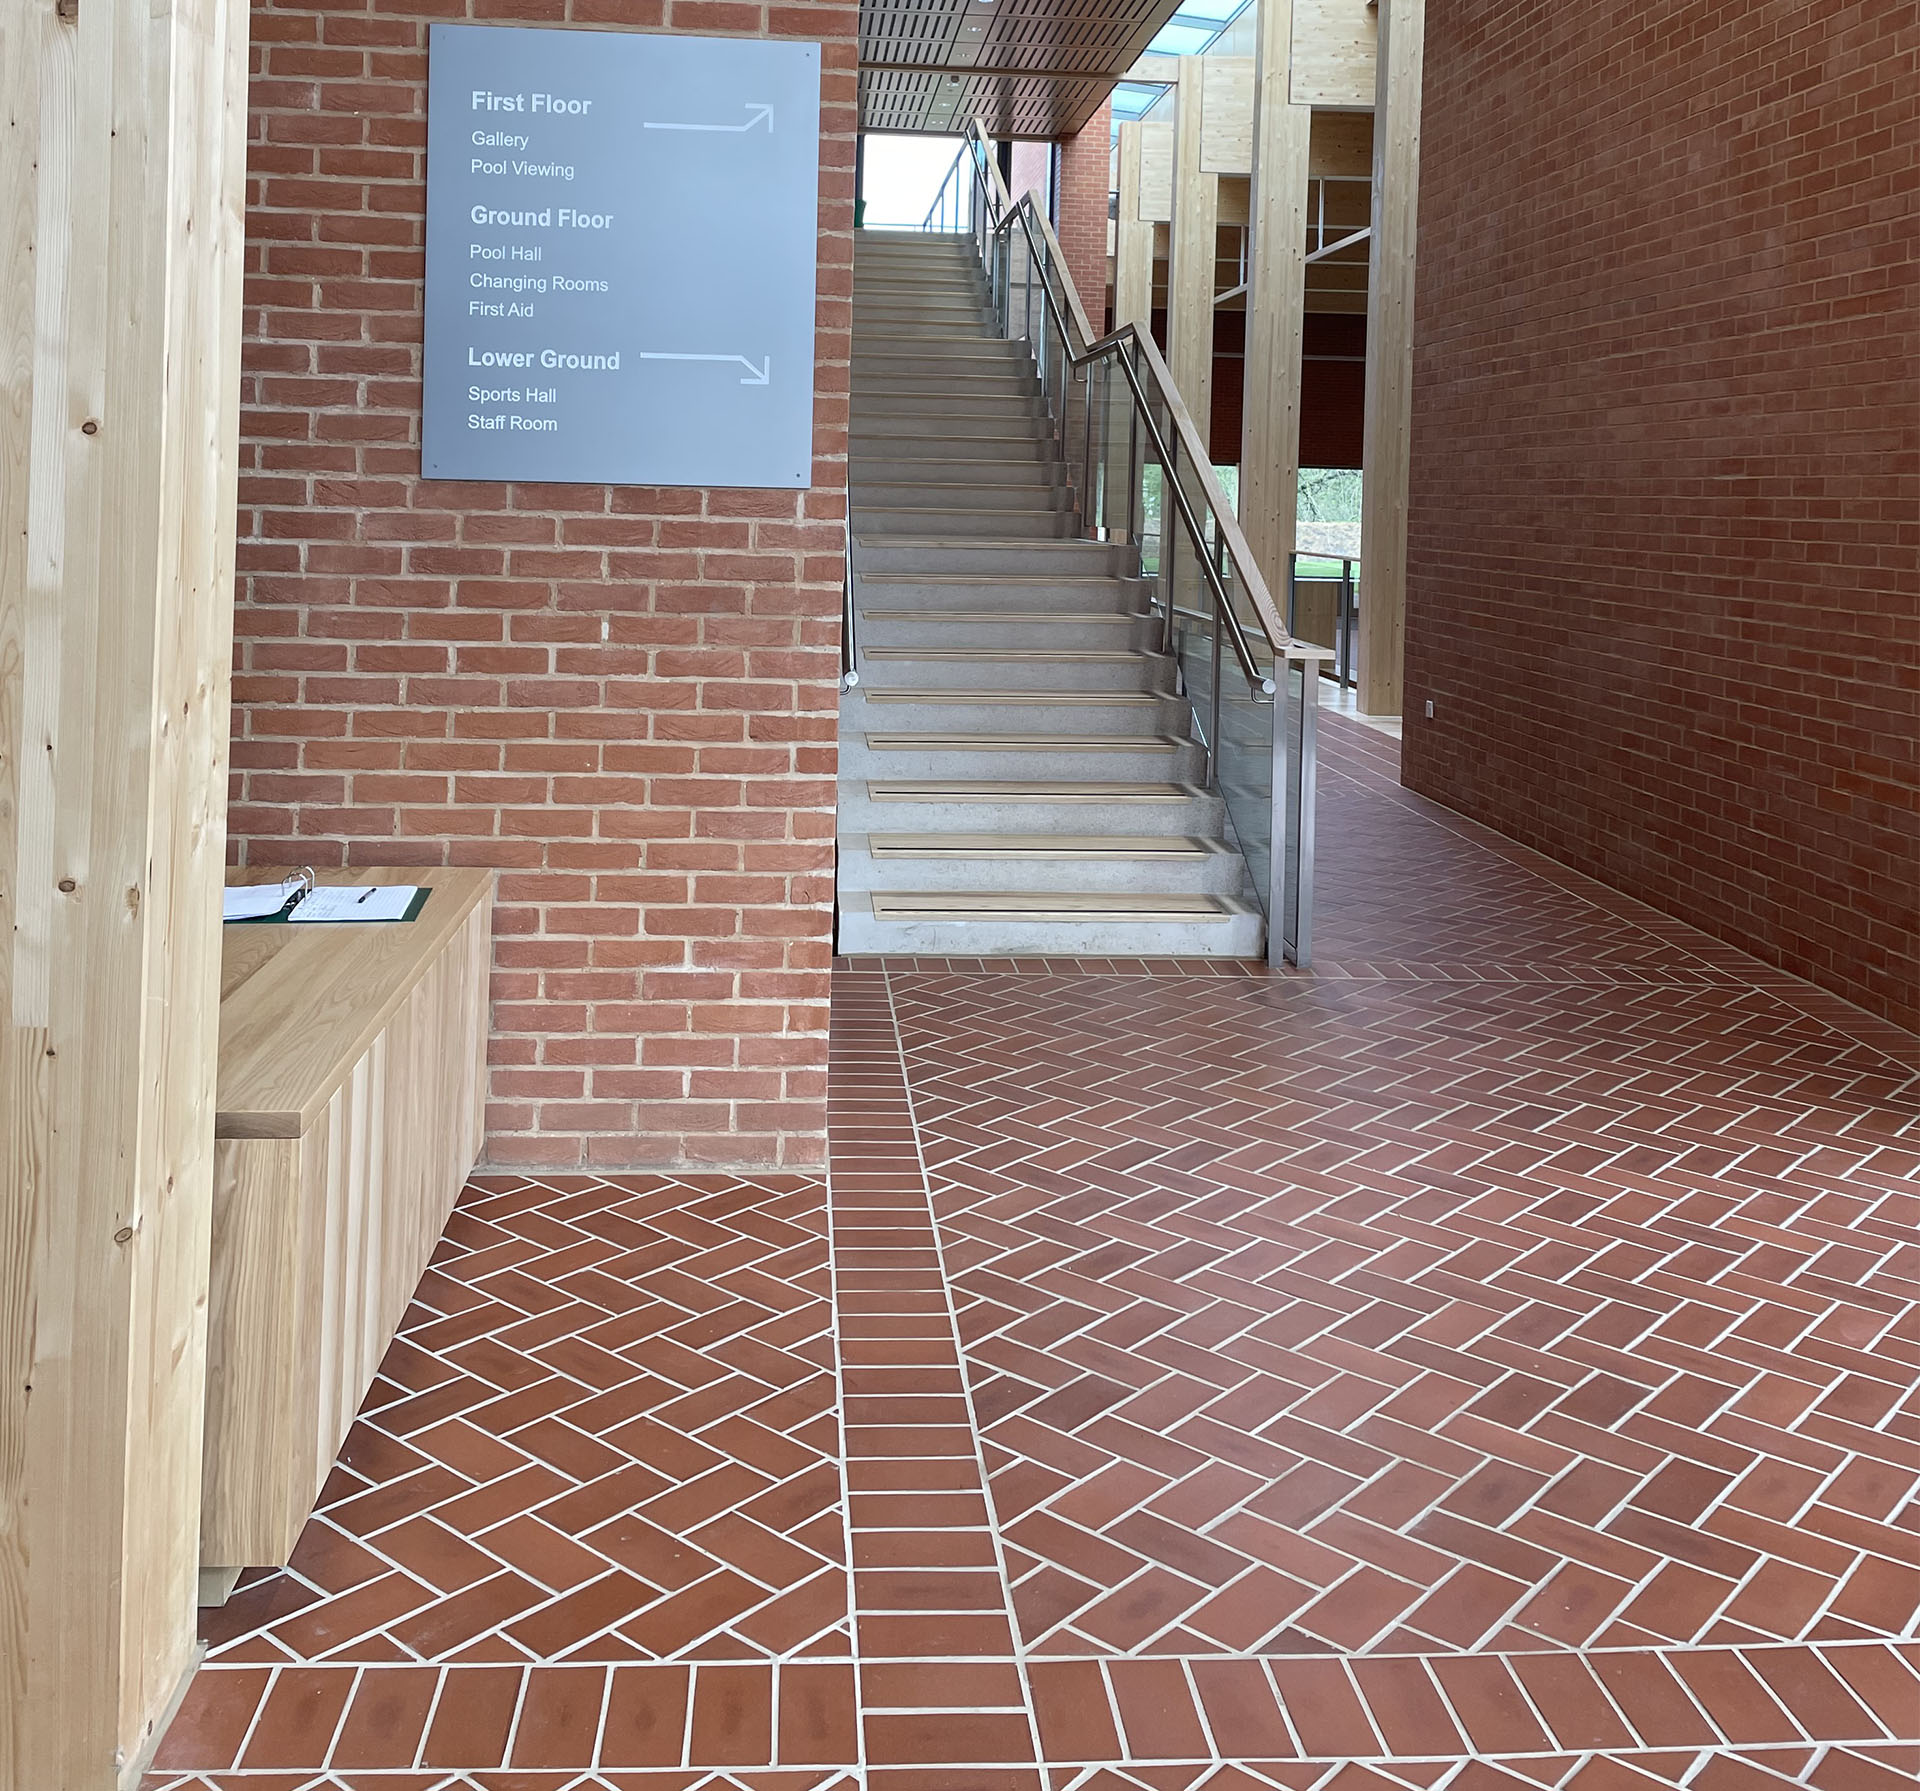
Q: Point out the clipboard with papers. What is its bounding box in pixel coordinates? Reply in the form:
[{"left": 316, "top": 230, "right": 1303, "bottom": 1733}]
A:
[{"left": 222, "top": 869, "right": 430, "bottom": 924}]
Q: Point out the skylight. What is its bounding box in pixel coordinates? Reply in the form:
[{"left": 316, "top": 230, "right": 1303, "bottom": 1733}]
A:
[
  {"left": 1109, "top": 0, "right": 1253, "bottom": 133},
  {"left": 1146, "top": 0, "right": 1250, "bottom": 57},
  {"left": 1109, "top": 82, "right": 1166, "bottom": 121},
  {"left": 1146, "top": 22, "right": 1218, "bottom": 55}
]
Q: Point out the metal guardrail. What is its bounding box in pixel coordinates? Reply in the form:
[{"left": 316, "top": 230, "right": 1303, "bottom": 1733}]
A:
[
  {"left": 1288, "top": 553, "right": 1358, "bottom": 691},
  {"left": 929, "top": 122, "right": 1328, "bottom": 968},
  {"left": 923, "top": 144, "right": 970, "bottom": 232}
]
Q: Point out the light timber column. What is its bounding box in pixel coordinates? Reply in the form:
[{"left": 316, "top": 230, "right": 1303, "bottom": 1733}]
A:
[
  {"left": 0, "top": 0, "right": 248, "bottom": 1780},
  {"left": 1110, "top": 123, "right": 1153, "bottom": 546},
  {"left": 1114, "top": 123, "right": 1153, "bottom": 330},
  {"left": 1167, "top": 56, "right": 1220, "bottom": 447},
  {"left": 1240, "top": 0, "right": 1314, "bottom": 600},
  {"left": 1359, "top": 0, "right": 1426, "bottom": 715}
]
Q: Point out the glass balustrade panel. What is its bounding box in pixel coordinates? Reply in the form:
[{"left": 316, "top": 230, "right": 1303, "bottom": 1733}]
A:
[{"left": 1210, "top": 550, "right": 1277, "bottom": 926}]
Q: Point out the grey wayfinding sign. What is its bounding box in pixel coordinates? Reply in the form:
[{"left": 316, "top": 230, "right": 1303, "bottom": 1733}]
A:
[{"left": 423, "top": 24, "right": 820, "bottom": 487}]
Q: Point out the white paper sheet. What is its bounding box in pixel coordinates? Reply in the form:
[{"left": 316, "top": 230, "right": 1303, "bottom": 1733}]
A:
[
  {"left": 290, "top": 885, "right": 421, "bottom": 923},
  {"left": 224, "top": 883, "right": 298, "bottom": 921}
]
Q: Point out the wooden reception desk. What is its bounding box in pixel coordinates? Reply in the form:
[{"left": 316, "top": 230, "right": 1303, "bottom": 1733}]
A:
[{"left": 202, "top": 868, "right": 494, "bottom": 1575}]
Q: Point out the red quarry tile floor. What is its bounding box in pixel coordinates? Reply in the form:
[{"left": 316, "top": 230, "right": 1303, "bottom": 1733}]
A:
[{"left": 146, "top": 712, "right": 1920, "bottom": 1788}]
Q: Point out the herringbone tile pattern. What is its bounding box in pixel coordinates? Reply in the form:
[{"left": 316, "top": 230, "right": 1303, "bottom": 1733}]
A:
[
  {"left": 893, "top": 968, "right": 1920, "bottom": 1660},
  {"left": 147, "top": 711, "right": 1920, "bottom": 1784},
  {"left": 198, "top": 1175, "right": 849, "bottom": 1670},
  {"left": 1305, "top": 779, "right": 1719, "bottom": 980}
]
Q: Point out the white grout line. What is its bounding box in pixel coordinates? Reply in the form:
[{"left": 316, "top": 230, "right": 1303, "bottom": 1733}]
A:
[
  {"left": 411, "top": 1664, "right": 449, "bottom": 1771},
  {"left": 879, "top": 957, "right": 1050, "bottom": 1773},
  {"left": 821, "top": 1085, "right": 871, "bottom": 1791},
  {"left": 589, "top": 1659, "right": 613, "bottom": 1771},
  {"left": 227, "top": 1661, "right": 280, "bottom": 1769},
  {"left": 495, "top": 1658, "right": 532, "bottom": 1771}
]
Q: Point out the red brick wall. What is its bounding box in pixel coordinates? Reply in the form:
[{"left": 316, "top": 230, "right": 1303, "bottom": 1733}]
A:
[
  {"left": 233, "top": 0, "right": 857, "bottom": 1169},
  {"left": 1056, "top": 101, "right": 1112, "bottom": 326},
  {"left": 1404, "top": 0, "right": 1920, "bottom": 1031},
  {"left": 1300, "top": 314, "right": 1365, "bottom": 472},
  {"left": 1212, "top": 315, "right": 1365, "bottom": 470}
]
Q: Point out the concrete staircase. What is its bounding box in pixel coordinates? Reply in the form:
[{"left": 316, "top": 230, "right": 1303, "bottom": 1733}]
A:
[{"left": 837, "top": 230, "right": 1263, "bottom": 958}]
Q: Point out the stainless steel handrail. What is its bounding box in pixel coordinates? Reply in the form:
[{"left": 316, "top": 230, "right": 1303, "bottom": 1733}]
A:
[
  {"left": 840, "top": 515, "right": 858, "bottom": 689},
  {"left": 970, "top": 175, "right": 1278, "bottom": 698},
  {"left": 959, "top": 127, "right": 1307, "bottom": 671},
  {"left": 946, "top": 121, "right": 1325, "bottom": 967},
  {"left": 1090, "top": 326, "right": 1270, "bottom": 697}
]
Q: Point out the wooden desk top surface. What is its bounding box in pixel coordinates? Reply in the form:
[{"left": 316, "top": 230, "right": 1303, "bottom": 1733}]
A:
[{"left": 219, "top": 867, "right": 494, "bottom": 1140}]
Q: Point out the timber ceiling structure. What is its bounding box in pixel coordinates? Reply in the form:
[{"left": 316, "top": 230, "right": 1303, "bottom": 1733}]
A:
[{"left": 860, "top": 0, "right": 1187, "bottom": 139}]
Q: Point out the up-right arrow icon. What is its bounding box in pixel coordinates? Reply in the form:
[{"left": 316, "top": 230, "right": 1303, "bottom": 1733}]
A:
[{"left": 644, "top": 103, "right": 774, "bottom": 134}]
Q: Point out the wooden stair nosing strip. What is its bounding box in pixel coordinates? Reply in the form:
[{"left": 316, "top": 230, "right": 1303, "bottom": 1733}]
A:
[
  {"left": 866, "top": 780, "right": 1200, "bottom": 800},
  {"left": 859, "top": 648, "right": 1156, "bottom": 664},
  {"left": 868, "top": 891, "right": 1236, "bottom": 921},
  {"left": 863, "top": 733, "right": 1189, "bottom": 750},
  {"left": 853, "top": 510, "right": 1066, "bottom": 522},
  {"left": 852, "top": 538, "right": 1118, "bottom": 551},
  {"left": 865, "top": 834, "right": 1220, "bottom": 860},
  {"left": 857, "top": 610, "right": 1149, "bottom": 624},
  {"left": 861, "top": 689, "right": 1170, "bottom": 705},
  {"left": 855, "top": 575, "right": 1129, "bottom": 587}
]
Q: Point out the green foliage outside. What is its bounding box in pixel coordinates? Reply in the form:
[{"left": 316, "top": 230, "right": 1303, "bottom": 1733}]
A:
[
  {"left": 1295, "top": 468, "right": 1362, "bottom": 580},
  {"left": 1134, "top": 464, "right": 1361, "bottom": 581},
  {"left": 1298, "top": 467, "right": 1362, "bottom": 523}
]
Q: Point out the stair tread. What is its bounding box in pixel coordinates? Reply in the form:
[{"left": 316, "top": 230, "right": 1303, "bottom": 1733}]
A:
[
  {"left": 848, "top": 429, "right": 1051, "bottom": 438},
  {"left": 867, "top": 833, "right": 1224, "bottom": 859},
  {"left": 867, "top": 891, "right": 1241, "bottom": 920},
  {"left": 864, "top": 732, "right": 1188, "bottom": 750},
  {"left": 859, "top": 610, "right": 1144, "bottom": 622},
  {"left": 861, "top": 647, "right": 1156, "bottom": 663},
  {"left": 862, "top": 688, "right": 1170, "bottom": 705},
  {"left": 856, "top": 574, "right": 1127, "bottom": 586},
  {"left": 855, "top": 536, "right": 1112, "bottom": 547},
  {"left": 854, "top": 505, "right": 1064, "bottom": 516},
  {"left": 854, "top": 542, "right": 1109, "bottom": 554},
  {"left": 867, "top": 780, "right": 1203, "bottom": 800}
]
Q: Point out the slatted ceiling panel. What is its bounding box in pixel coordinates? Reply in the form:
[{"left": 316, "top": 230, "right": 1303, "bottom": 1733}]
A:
[
  {"left": 861, "top": 0, "right": 967, "bottom": 65},
  {"left": 1029, "top": 77, "right": 1113, "bottom": 135},
  {"left": 969, "top": 74, "right": 1095, "bottom": 138},
  {"left": 861, "top": 70, "right": 1113, "bottom": 137},
  {"left": 860, "top": 0, "right": 1186, "bottom": 136},
  {"left": 976, "top": 0, "right": 1169, "bottom": 68},
  {"left": 861, "top": 68, "right": 945, "bottom": 132}
]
